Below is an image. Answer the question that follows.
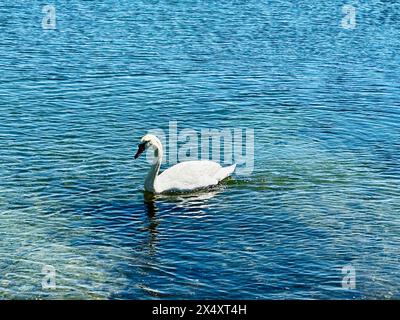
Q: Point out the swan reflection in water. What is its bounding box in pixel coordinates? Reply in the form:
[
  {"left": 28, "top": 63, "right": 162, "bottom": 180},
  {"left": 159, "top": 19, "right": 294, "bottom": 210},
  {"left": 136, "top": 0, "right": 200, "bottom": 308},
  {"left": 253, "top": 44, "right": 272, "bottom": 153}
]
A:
[
  {"left": 136, "top": 188, "right": 224, "bottom": 297},
  {"left": 143, "top": 188, "right": 222, "bottom": 214},
  {"left": 141, "top": 187, "right": 222, "bottom": 254}
]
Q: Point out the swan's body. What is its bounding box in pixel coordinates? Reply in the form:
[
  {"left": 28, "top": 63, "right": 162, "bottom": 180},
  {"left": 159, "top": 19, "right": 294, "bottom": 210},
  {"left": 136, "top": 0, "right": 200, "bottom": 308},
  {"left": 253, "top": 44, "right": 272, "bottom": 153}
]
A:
[{"left": 135, "top": 134, "right": 236, "bottom": 193}]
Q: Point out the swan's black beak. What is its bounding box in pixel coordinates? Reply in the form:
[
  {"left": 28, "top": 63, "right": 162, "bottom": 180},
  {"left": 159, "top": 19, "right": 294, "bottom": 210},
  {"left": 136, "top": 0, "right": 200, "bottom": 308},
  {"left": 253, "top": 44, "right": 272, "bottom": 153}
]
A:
[{"left": 134, "top": 143, "right": 146, "bottom": 159}]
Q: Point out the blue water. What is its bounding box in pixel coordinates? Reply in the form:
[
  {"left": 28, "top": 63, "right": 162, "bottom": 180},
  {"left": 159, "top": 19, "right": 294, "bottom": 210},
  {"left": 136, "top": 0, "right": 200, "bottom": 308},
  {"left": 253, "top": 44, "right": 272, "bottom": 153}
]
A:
[{"left": 1, "top": 1, "right": 399, "bottom": 299}]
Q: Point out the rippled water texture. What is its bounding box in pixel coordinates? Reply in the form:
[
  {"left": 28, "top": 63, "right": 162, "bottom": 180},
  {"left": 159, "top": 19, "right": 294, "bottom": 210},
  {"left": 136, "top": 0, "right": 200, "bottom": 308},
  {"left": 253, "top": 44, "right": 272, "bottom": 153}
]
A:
[{"left": 1, "top": 1, "right": 399, "bottom": 299}]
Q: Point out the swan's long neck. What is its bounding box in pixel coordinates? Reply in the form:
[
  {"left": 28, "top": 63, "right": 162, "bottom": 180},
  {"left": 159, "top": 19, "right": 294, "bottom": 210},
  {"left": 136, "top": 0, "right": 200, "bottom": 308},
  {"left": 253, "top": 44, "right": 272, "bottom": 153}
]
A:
[{"left": 144, "top": 142, "right": 163, "bottom": 193}]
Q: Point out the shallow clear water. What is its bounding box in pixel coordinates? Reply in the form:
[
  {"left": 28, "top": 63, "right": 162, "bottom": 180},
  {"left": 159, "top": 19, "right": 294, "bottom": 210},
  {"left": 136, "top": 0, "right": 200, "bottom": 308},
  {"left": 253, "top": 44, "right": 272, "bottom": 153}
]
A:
[{"left": 0, "top": 1, "right": 399, "bottom": 299}]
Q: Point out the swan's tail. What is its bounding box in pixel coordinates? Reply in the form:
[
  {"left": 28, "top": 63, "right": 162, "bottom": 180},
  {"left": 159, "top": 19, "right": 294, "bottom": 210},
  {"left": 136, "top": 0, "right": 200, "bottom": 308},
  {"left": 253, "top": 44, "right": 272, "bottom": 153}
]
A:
[{"left": 214, "top": 164, "right": 236, "bottom": 182}]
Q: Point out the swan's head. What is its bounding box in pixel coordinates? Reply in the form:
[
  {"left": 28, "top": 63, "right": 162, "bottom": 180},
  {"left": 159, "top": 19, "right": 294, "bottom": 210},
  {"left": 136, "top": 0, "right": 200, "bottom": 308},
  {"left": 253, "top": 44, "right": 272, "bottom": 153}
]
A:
[{"left": 134, "top": 134, "right": 161, "bottom": 159}]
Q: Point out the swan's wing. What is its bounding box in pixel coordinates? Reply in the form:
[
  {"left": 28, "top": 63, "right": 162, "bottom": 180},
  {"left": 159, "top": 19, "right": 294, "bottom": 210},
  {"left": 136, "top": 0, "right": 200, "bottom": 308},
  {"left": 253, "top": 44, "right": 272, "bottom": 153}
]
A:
[{"left": 157, "top": 160, "right": 224, "bottom": 192}]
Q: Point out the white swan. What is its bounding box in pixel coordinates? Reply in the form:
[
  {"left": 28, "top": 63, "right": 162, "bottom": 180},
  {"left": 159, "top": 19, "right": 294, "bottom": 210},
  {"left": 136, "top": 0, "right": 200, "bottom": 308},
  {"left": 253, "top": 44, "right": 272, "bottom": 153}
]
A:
[{"left": 134, "top": 134, "right": 236, "bottom": 193}]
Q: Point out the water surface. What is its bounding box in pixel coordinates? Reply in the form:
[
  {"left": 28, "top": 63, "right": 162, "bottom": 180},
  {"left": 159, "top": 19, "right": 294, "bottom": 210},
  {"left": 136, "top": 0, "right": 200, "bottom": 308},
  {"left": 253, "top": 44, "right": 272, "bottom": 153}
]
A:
[{"left": 0, "top": 0, "right": 399, "bottom": 299}]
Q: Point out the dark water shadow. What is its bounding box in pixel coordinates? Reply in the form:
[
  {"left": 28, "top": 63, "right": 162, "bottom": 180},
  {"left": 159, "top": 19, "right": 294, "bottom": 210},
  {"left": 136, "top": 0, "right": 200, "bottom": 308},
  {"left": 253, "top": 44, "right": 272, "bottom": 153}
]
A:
[
  {"left": 139, "top": 188, "right": 222, "bottom": 251},
  {"left": 111, "top": 189, "right": 223, "bottom": 299}
]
